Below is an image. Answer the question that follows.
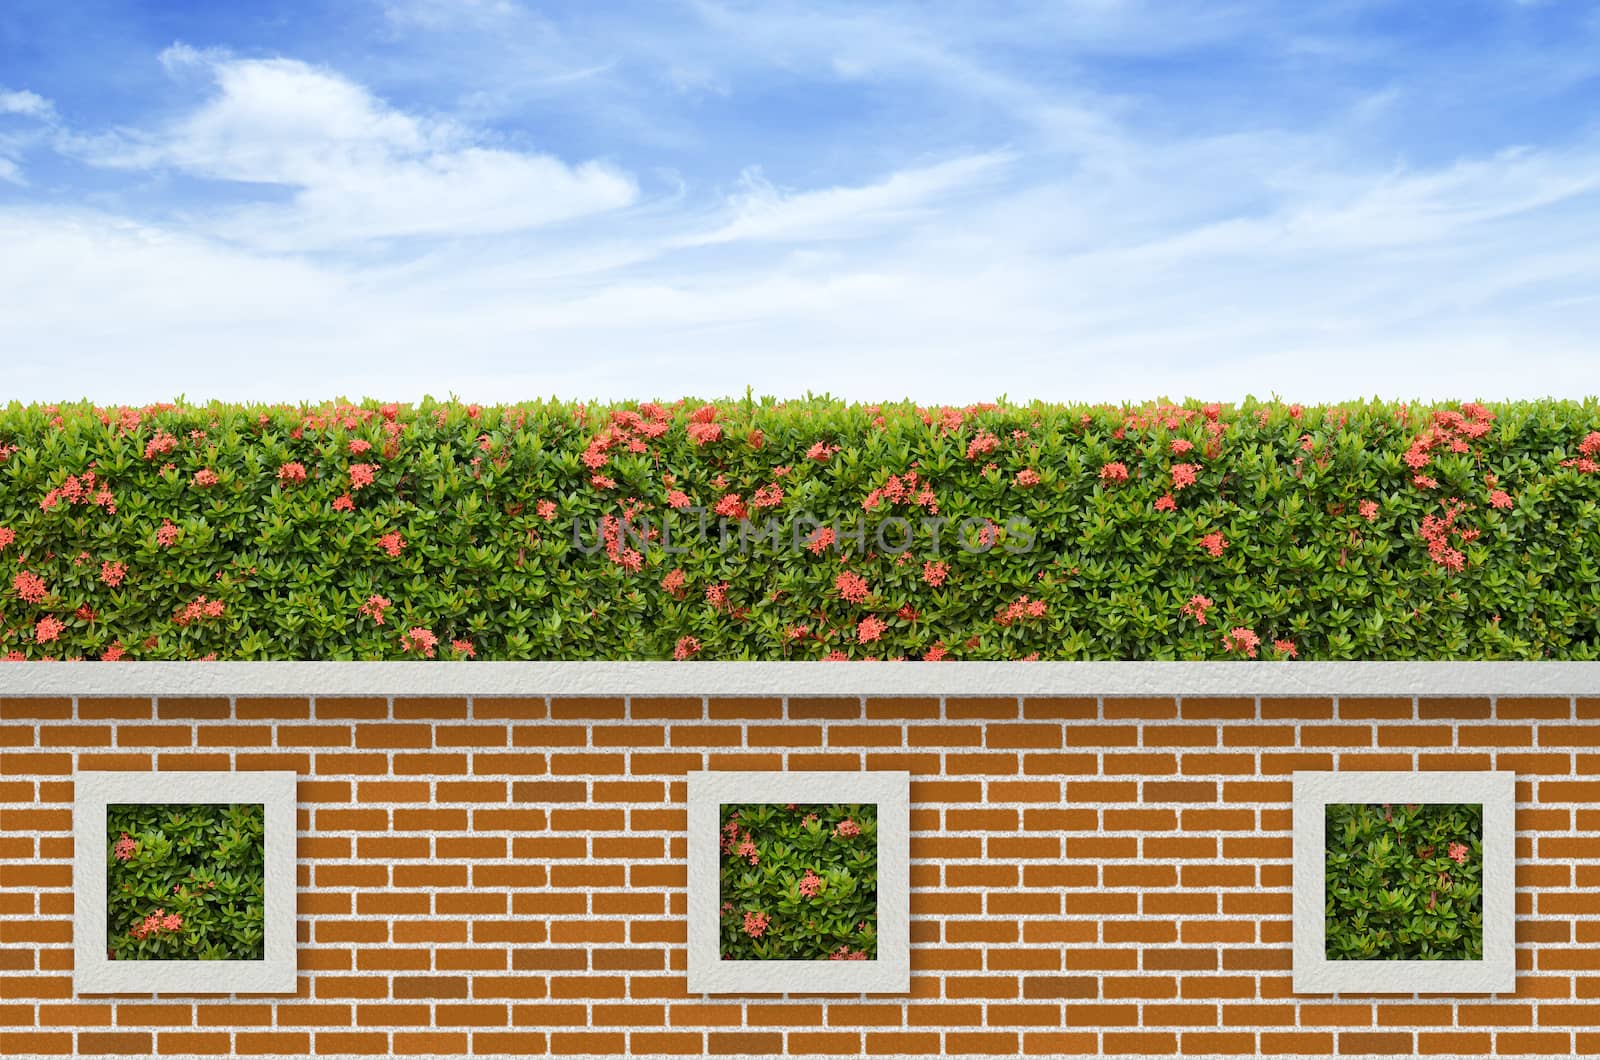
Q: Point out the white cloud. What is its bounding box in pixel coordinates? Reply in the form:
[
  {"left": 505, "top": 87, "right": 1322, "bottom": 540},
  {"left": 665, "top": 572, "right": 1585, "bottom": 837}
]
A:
[
  {"left": 674, "top": 152, "right": 1020, "bottom": 247},
  {"left": 0, "top": 89, "right": 56, "bottom": 121},
  {"left": 65, "top": 45, "right": 638, "bottom": 247},
  {"left": 0, "top": 157, "right": 22, "bottom": 184}
]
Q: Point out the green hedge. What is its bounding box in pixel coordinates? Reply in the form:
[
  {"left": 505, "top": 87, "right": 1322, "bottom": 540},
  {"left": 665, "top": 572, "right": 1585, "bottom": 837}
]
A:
[
  {"left": 1324, "top": 802, "right": 1483, "bottom": 961},
  {"left": 106, "top": 802, "right": 266, "bottom": 961},
  {"left": 1, "top": 396, "right": 1597, "bottom": 660},
  {"left": 718, "top": 802, "right": 878, "bottom": 961}
]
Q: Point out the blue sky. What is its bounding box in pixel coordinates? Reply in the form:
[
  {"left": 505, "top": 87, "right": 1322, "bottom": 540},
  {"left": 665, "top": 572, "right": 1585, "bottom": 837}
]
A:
[{"left": 2, "top": 0, "right": 1598, "bottom": 406}]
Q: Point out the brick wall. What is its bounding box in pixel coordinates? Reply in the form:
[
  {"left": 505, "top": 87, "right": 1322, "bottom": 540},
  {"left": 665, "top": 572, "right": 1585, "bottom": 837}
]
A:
[{"left": 2, "top": 690, "right": 1597, "bottom": 1058}]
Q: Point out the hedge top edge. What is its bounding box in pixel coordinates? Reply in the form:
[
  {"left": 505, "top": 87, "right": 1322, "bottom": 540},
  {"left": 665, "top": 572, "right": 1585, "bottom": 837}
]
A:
[{"left": 1, "top": 396, "right": 1597, "bottom": 661}]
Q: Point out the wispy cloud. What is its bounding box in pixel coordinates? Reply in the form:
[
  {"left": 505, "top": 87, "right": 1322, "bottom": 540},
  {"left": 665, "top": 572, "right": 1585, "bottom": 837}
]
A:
[
  {"left": 674, "top": 152, "right": 1020, "bottom": 247},
  {"left": 59, "top": 44, "right": 638, "bottom": 248},
  {"left": 0, "top": 88, "right": 56, "bottom": 121}
]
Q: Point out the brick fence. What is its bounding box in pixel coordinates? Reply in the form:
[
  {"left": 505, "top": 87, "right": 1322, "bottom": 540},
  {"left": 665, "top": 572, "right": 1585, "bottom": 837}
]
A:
[{"left": 1, "top": 664, "right": 1597, "bottom": 1058}]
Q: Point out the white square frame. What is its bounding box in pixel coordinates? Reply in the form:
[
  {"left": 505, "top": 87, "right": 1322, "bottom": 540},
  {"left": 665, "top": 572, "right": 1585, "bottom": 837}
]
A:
[
  {"left": 686, "top": 770, "right": 909, "bottom": 994},
  {"left": 73, "top": 771, "right": 299, "bottom": 995},
  {"left": 1292, "top": 770, "right": 1515, "bottom": 994}
]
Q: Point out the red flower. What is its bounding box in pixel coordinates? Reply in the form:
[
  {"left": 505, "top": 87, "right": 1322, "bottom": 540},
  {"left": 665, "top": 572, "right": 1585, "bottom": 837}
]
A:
[
  {"left": 35, "top": 616, "right": 65, "bottom": 644},
  {"left": 1180, "top": 594, "right": 1213, "bottom": 625},
  {"left": 13, "top": 570, "right": 48, "bottom": 603},
  {"left": 100, "top": 561, "right": 126, "bottom": 587},
  {"left": 741, "top": 910, "right": 770, "bottom": 938},
  {"left": 1359, "top": 499, "right": 1379, "bottom": 521},
  {"left": 113, "top": 832, "right": 137, "bottom": 861},
  {"left": 687, "top": 406, "right": 722, "bottom": 446},
  {"left": 673, "top": 636, "right": 701, "bottom": 660},
  {"left": 966, "top": 431, "right": 1000, "bottom": 460},
  {"left": 806, "top": 441, "right": 838, "bottom": 462},
  {"left": 451, "top": 639, "right": 475, "bottom": 658},
  {"left": 0, "top": 527, "right": 14, "bottom": 550},
  {"left": 857, "top": 616, "right": 887, "bottom": 644},
  {"left": 1197, "top": 531, "right": 1228, "bottom": 557},
  {"left": 1448, "top": 842, "right": 1469, "bottom": 864},
  {"left": 143, "top": 430, "right": 178, "bottom": 460},
  {"left": 1170, "top": 463, "right": 1201, "bottom": 491},
  {"left": 737, "top": 834, "right": 759, "bottom": 865},
  {"left": 1099, "top": 462, "right": 1129, "bottom": 484},
  {"left": 277, "top": 462, "right": 307, "bottom": 484},
  {"left": 193, "top": 468, "right": 218, "bottom": 488},
  {"left": 332, "top": 493, "right": 355, "bottom": 512},
  {"left": 349, "top": 463, "right": 379, "bottom": 491},
  {"left": 376, "top": 532, "right": 406, "bottom": 558},
  {"left": 401, "top": 626, "right": 438, "bottom": 658},
  {"left": 1222, "top": 626, "right": 1260, "bottom": 658},
  {"left": 536, "top": 499, "right": 557, "bottom": 520},
  {"left": 156, "top": 521, "right": 180, "bottom": 547},
  {"left": 835, "top": 571, "right": 870, "bottom": 603},
  {"left": 358, "top": 594, "right": 391, "bottom": 625},
  {"left": 922, "top": 561, "right": 948, "bottom": 587},
  {"left": 1015, "top": 468, "right": 1040, "bottom": 488}
]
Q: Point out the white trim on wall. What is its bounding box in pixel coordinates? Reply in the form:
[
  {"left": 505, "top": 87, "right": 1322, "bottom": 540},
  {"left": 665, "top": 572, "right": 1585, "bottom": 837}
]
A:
[
  {"left": 2, "top": 660, "right": 1598, "bottom": 697},
  {"left": 685, "top": 770, "right": 911, "bottom": 994},
  {"left": 73, "top": 771, "right": 300, "bottom": 995},
  {"left": 1291, "top": 770, "right": 1516, "bottom": 994}
]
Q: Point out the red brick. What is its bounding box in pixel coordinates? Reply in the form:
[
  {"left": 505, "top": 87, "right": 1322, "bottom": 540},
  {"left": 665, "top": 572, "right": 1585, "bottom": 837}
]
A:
[
  {"left": 1496, "top": 1031, "right": 1575, "bottom": 1053},
  {"left": 1338, "top": 1031, "right": 1414, "bottom": 1053},
  {"left": 1101, "top": 1032, "right": 1177, "bottom": 1054},
  {"left": 1144, "top": 780, "right": 1217, "bottom": 802},
  {"left": 707, "top": 697, "right": 782, "bottom": 720},
  {"left": 1261, "top": 697, "right": 1334, "bottom": 720},
  {"left": 1497, "top": 697, "right": 1571, "bottom": 720},
  {"left": 1022, "top": 697, "right": 1096, "bottom": 720},
  {"left": 1106, "top": 697, "right": 1178, "bottom": 719},
  {"left": 946, "top": 697, "right": 1020, "bottom": 720},
  {"left": 472, "top": 697, "right": 549, "bottom": 720},
  {"left": 1181, "top": 1032, "right": 1255, "bottom": 1053},
  {"left": 0, "top": 697, "right": 72, "bottom": 720},
  {"left": 1338, "top": 697, "right": 1413, "bottom": 720},
  {"left": 311, "top": 1032, "right": 390, "bottom": 1054},
  {"left": 1300, "top": 725, "right": 1373, "bottom": 747},
  {"left": 1141, "top": 726, "right": 1219, "bottom": 747},
  {"left": 787, "top": 697, "right": 862, "bottom": 720},
  {"left": 156, "top": 1032, "right": 233, "bottom": 1054},
  {"left": 313, "top": 697, "right": 389, "bottom": 720},
  {"left": 78, "top": 1032, "right": 154, "bottom": 1055}
]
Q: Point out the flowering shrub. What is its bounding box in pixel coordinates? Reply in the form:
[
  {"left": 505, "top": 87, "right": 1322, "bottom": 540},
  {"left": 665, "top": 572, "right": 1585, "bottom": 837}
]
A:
[
  {"left": 0, "top": 397, "right": 1597, "bottom": 660},
  {"left": 718, "top": 803, "right": 878, "bottom": 961},
  {"left": 105, "top": 803, "right": 266, "bottom": 961},
  {"left": 1324, "top": 802, "right": 1483, "bottom": 961}
]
